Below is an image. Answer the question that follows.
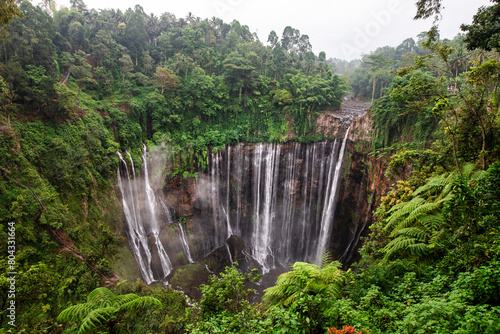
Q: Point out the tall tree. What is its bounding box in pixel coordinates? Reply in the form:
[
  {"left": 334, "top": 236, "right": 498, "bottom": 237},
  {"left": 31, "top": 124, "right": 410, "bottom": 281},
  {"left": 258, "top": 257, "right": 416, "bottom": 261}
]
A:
[
  {"left": 123, "top": 8, "right": 148, "bottom": 65},
  {"left": 281, "top": 26, "right": 300, "bottom": 52},
  {"left": 153, "top": 66, "right": 178, "bottom": 95},
  {"left": 414, "top": 0, "right": 443, "bottom": 21},
  {"left": 0, "top": 0, "right": 21, "bottom": 39},
  {"left": 267, "top": 30, "right": 279, "bottom": 48},
  {"left": 461, "top": 0, "right": 500, "bottom": 51},
  {"left": 366, "top": 54, "right": 393, "bottom": 104}
]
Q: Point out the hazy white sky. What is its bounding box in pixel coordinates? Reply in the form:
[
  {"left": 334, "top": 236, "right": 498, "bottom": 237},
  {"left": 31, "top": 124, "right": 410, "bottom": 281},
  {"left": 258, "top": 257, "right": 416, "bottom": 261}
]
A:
[{"left": 56, "top": 0, "right": 492, "bottom": 60}]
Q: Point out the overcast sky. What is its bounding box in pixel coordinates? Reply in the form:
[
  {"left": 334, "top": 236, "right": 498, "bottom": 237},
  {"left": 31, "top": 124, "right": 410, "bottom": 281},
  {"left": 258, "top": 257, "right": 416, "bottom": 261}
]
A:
[{"left": 57, "top": 0, "right": 493, "bottom": 61}]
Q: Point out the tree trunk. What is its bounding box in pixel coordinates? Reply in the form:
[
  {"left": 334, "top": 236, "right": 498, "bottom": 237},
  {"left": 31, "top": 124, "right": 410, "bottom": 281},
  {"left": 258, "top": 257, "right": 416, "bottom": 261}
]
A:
[
  {"left": 146, "top": 107, "right": 153, "bottom": 140},
  {"left": 371, "top": 76, "right": 378, "bottom": 104}
]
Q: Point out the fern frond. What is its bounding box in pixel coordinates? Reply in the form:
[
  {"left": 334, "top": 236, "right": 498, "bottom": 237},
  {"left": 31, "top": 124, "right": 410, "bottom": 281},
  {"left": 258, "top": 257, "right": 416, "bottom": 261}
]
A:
[
  {"left": 319, "top": 252, "right": 333, "bottom": 269},
  {"left": 387, "top": 197, "right": 424, "bottom": 214},
  {"left": 263, "top": 260, "right": 345, "bottom": 306},
  {"left": 385, "top": 236, "right": 417, "bottom": 250},
  {"left": 118, "top": 296, "right": 162, "bottom": 312},
  {"left": 383, "top": 236, "right": 418, "bottom": 259},
  {"left": 461, "top": 163, "right": 475, "bottom": 178},
  {"left": 325, "top": 283, "right": 343, "bottom": 299},
  {"left": 57, "top": 303, "right": 97, "bottom": 323},
  {"left": 419, "top": 213, "right": 443, "bottom": 231},
  {"left": 113, "top": 293, "right": 140, "bottom": 308},
  {"left": 78, "top": 307, "right": 115, "bottom": 334},
  {"left": 321, "top": 261, "right": 343, "bottom": 281},
  {"left": 406, "top": 242, "right": 428, "bottom": 256},
  {"left": 384, "top": 197, "right": 426, "bottom": 230},
  {"left": 398, "top": 202, "right": 439, "bottom": 229},
  {"left": 262, "top": 285, "right": 283, "bottom": 303},
  {"left": 87, "top": 287, "right": 115, "bottom": 307},
  {"left": 393, "top": 227, "right": 427, "bottom": 241},
  {"left": 283, "top": 291, "right": 300, "bottom": 307},
  {"left": 412, "top": 174, "right": 449, "bottom": 196},
  {"left": 438, "top": 182, "right": 453, "bottom": 199},
  {"left": 279, "top": 262, "right": 318, "bottom": 287},
  {"left": 428, "top": 228, "right": 447, "bottom": 248},
  {"left": 470, "top": 170, "right": 487, "bottom": 182}
]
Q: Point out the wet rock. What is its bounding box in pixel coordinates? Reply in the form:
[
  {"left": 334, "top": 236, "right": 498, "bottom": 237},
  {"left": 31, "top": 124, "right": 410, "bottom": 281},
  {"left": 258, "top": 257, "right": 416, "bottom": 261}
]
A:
[{"left": 203, "top": 235, "right": 263, "bottom": 274}]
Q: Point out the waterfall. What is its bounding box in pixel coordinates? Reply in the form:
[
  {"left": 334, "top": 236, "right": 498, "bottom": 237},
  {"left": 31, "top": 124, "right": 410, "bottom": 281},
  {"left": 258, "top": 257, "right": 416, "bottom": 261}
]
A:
[
  {"left": 225, "top": 242, "right": 234, "bottom": 265},
  {"left": 249, "top": 143, "right": 281, "bottom": 274},
  {"left": 141, "top": 144, "right": 173, "bottom": 277},
  {"left": 116, "top": 152, "right": 154, "bottom": 284},
  {"left": 118, "top": 146, "right": 197, "bottom": 283},
  {"left": 178, "top": 222, "right": 194, "bottom": 264},
  {"left": 277, "top": 142, "right": 299, "bottom": 265},
  {"left": 118, "top": 136, "right": 351, "bottom": 282},
  {"left": 202, "top": 138, "right": 349, "bottom": 273},
  {"left": 226, "top": 146, "right": 232, "bottom": 237},
  {"left": 159, "top": 197, "right": 194, "bottom": 264},
  {"left": 234, "top": 144, "right": 244, "bottom": 235},
  {"left": 315, "top": 128, "right": 350, "bottom": 264}
]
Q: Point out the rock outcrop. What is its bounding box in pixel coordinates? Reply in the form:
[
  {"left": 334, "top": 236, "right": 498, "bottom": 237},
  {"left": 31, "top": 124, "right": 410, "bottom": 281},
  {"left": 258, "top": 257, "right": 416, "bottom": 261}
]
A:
[{"left": 316, "top": 101, "right": 371, "bottom": 140}]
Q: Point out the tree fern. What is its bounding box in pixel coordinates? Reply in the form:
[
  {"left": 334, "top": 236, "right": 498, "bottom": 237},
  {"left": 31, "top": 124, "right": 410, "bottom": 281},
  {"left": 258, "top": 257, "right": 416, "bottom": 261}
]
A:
[
  {"left": 384, "top": 197, "right": 426, "bottom": 230},
  {"left": 58, "top": 303, "right": 98, "bottom": 323},
  {"left": 118, "top": 295, "right": 162, "bottom": 312},
  {"left": 263, "top": 261, "right": 345, "bottom": 307},
  {"left": 381, "top": 164, "right": 486, "bottom": 262},
  {"left": 87, "top": 286, "right": 116, "bottom": 307},
  {"left": 382, "top": 174, "right": 452, "bottom": 261},
  {"left": 319, "top": 251, "right": 334, "bottom": 268},
  {"left": 77, "top": 307, "right": 115, "bottom": 334},
  {"left": 394, "top": 227, "right": 428, "bottom": 240},
  {"left": 112, "top": 292, "right": 140, "bottom": 307},
  {"left": 58, "top": 287, "right": 162, "bottom": 334}
]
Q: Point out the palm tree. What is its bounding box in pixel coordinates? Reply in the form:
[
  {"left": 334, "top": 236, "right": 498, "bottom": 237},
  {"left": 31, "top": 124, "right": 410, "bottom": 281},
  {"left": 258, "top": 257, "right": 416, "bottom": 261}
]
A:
[
  {"left": 57, "top": 287, "right": 162, "bottom": 334},
  {"left": 185, "top": 12, "right": 194, "bottom": 23}
]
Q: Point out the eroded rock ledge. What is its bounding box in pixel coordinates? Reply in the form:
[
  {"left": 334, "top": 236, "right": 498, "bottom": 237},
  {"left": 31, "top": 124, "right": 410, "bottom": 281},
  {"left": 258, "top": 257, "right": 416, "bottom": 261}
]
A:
[{"left": 316, "top": 101, "right": 372, "bottom": 141}]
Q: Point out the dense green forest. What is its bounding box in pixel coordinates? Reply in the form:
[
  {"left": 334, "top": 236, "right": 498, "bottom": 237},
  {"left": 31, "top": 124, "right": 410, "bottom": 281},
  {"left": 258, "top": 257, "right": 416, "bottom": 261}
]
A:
[{"left": 1, "top": 0, "right": 500, "bottom": 332}]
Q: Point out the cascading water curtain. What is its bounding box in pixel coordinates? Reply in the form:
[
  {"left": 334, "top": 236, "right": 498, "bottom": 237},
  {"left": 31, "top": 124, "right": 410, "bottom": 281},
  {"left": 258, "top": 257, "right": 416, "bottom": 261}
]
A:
[
  {"left": 117, "top": 146, "right": 181, "bottom": 283},
  {"left": 204, "top": 132, "right": 350, "bottom": 273}
]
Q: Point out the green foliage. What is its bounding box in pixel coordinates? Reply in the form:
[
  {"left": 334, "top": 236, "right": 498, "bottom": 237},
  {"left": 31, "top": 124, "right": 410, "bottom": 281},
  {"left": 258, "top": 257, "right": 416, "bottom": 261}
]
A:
[
  {"left": 380, "top": 165, "right": 488, "bottom": 262},
  {"left": 199, "top": 263, "right": 261, "bottom": 317},
  {"left": 261, "top": 260, "right": 347, "bottom": 333},
  {"left": 345, "top": 160, "right": 500, "bottom": 334},
  {"left": 113, "top": 279, "right": 189, "bottom": 333},
  {"left": 461, "top": 1, "right": 500, "bottom": 51},
  {"left": 187, "top": 306, "right": 268, "bottom": 334},
  {"left": 0, "top": 0, "right": 20, "bottom": 39},
  {"left": 263, "top": 261, "right": 345, "bottom": 307},
  {"left": 58, "top": 287, "right": 162, "bottom": 333},
  {"left": 371, "top": 70, "right": 438, "bottom": 149}
]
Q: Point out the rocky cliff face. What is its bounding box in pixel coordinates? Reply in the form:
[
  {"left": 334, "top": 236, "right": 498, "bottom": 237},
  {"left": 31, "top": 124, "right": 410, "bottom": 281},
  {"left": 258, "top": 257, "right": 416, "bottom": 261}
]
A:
[
  {"left": 316, "top": 102, "right": 389, "bottom": 265},
  {"left": 330, "top": 140, "right": 390, "bottom": 265},
  {"left": 161, "top": 101, "right": 389, "bottom": 271}
]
